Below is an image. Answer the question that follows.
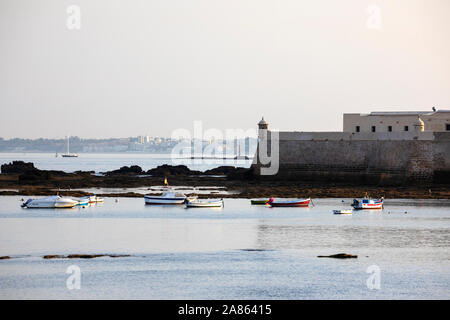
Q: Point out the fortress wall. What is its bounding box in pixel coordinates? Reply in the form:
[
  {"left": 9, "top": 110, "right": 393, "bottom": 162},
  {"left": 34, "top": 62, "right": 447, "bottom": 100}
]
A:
[
  {"left": 431, "top": 132, "right": 450, "bottom": 183},
  {"left": 255, "top": 131, "right": 450, "bottom": 184}
]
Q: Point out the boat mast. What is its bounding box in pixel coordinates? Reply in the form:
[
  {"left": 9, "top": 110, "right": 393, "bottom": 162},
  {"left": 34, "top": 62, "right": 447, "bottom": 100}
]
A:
[{"left": 67, "top": 136, "right": 70, "bottom": 154}]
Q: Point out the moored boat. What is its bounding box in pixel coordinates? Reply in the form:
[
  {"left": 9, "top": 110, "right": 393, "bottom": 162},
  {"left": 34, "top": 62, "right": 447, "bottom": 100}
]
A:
[
  {"left": 351, "top": 197, "right": 384, "bottom": 210},
  {"left": 250, "top": 198, "right": 270, "bottom": 205},
  {"left": 333, "top": 209, "right": 353, "bottom": 214},
  {"left": 144, "top": 188, "right": 197, "bottom": 205},
  {"left": 61, "top": 136, "right": 78, "bottom": 158},
  {"left": 145, "top": 178, "right": 197, "bottom": 205},
  {"left": 185, "top": 199, "right": 224, "bottom": 208},
  {"left": 21, "top": 195, "right": 78, "bottom": 208},
  {"left": 267, "top": 197, "right": 311, "bottom": 207}
]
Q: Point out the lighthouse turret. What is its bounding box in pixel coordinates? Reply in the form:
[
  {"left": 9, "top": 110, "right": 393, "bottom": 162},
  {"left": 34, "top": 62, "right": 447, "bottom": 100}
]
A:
[{"left": 258, "top": 117, "right": 268, "bottom": 130}]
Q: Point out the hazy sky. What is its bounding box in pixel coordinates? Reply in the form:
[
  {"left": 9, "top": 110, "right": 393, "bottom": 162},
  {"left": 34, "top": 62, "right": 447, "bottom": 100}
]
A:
[{"left": 1, "top": 0, "right": 449, "bottom": 138}]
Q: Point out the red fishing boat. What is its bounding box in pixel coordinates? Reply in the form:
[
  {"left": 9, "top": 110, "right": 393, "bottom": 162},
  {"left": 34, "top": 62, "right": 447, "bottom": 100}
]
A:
[{"left": 267, "top": 197, "right": 311, "bottom": 207}]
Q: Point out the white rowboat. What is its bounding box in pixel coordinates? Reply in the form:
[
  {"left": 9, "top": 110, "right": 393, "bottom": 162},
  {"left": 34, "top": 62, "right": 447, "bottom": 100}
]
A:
[{"left": 186, "top": 199, "right": 224, "bottom": 208}]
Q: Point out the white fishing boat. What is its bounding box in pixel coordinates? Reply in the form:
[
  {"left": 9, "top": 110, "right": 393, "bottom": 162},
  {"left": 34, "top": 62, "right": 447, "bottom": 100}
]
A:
[
  {"left": 185, "top": 199, "right": 224, "bottom": 208},
  {"left": 145, "top": 178, "right": 197, "bottom": 205},
  {"left": 61, "top": 136, "right": 78, "bottom": 158},
  {"left": 21, "top": 195, "right": 78, "bottom": 208},
  {"left": 351, "top": 197, "right": 384, "bottom": 210},
  {"left": 144, "top": 189, "right": 197, "bottom": 205},
  {"left": 333, "top": 209, "right": 353, "bottom": 214}
]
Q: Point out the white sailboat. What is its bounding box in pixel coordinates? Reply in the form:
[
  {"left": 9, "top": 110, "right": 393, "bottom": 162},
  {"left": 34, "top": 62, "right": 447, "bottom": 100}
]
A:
[{"left": 62, "top": 136, "right": 78, "bottom": 158}]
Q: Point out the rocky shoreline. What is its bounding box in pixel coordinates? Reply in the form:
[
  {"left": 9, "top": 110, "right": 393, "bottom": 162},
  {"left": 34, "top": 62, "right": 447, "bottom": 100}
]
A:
[{"left": 1, "top": 161, "right": 449, "bottom": 199}]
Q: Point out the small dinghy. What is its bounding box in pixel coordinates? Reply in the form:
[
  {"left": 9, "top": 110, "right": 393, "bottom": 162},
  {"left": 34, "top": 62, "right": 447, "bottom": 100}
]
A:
[
  {"left": 185, "top": 199, "right": 224, "bottom": 208},
  {"left": 267, "top": 197, "right": 311, "bottom": 207},
  {"left": 351, "top": 197, "right": 384, "bottom": 210},
  {"left": 21, "top": 195, "right": 78, "bottom": 208},
  {"left": 333, "top": 209, "right": 353, "bottom": 215},
  {"left": 250, "top": 198, "right": 270, "bottom": 205}
]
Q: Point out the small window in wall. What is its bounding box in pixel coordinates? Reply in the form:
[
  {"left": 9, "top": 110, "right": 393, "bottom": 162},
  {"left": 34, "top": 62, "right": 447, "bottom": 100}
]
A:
[
  {"left": 371, "top": 126, "right": 376, "bottom": 132},
  {"left": 355, "top": 126, "right": 360, "bottom": 132},
  {"left": 404, "top": 126, "right": 409, "bottom": 131},
  {"left": 446, "top": 124, "right": 450, "bottom": 131},
  {"left": 388, "top": 126, "right": 392, "bottom": 132}
]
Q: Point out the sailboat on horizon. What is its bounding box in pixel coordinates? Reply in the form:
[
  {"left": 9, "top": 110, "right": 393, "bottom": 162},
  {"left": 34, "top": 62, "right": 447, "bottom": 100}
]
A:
[{"left": 62, "top": 136, "right": 78, "bottom": 158}]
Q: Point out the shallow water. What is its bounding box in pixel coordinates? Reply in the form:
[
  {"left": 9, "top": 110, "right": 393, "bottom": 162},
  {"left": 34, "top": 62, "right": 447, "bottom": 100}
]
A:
[
  {"left": 0, "top": 196, "right": 449, "bottom": 299},
  {"left": 0, "top": 153, "right": 253, "bottom": 173}
]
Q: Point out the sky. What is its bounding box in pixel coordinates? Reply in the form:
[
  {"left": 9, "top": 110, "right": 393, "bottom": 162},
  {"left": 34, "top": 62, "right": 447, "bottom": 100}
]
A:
[{"left": 0, "top": 0, "right": 449, "bottom": 139}]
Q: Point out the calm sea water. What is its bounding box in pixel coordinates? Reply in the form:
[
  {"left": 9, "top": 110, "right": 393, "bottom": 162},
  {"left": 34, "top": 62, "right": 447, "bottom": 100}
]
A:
[
  {"left": 0, "top": 153, "right": 253, "bottom": 173},
  {"left": 0, "top": 196, "right": 449, "bottom": 299}
]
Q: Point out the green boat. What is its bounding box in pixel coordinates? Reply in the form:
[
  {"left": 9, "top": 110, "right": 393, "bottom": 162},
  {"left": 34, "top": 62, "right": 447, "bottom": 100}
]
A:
[{"left": 250, "top": 198, "right": 270, "bottom": 205}]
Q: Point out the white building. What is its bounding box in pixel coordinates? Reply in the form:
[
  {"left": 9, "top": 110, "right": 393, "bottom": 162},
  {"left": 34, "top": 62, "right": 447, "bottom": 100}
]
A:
[{"left": 343, "top": 109, "right": 450, "bottom": 133}]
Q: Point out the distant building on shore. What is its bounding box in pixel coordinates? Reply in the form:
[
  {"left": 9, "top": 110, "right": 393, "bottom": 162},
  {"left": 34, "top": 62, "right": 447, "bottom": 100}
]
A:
[{"left": 254, "top": 109, "right": 450, "bottom": 184}]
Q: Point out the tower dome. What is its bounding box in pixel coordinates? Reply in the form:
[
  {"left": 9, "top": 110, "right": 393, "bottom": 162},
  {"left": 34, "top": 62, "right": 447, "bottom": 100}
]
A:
[{"left": 258, "top": 117, "right": 268, "bottom": 130}]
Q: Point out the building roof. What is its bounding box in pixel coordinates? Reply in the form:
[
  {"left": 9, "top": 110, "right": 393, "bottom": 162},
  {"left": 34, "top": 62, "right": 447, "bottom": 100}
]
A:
[
  {"left": 258, "top": 117, "right": 268, "bottom": 125},
  {"left": 345, "top": 109, "right": 449, "bottom": 117}
]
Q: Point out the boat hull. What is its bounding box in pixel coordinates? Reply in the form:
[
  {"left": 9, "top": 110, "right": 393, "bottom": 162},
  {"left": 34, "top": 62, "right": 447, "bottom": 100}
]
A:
[
  {"left": 24, "top": 198, "right": 78, "bottom": 208},
  {"left": 186, "top": 200, "right": 223, "bottom": 208},
  {"left": 269, "top": 198, "right": 311, "bottom": 207},
  {"left": 251, "top": 199, "right": 269, "bottom": 205},
  {"left": 144, "top": 196, "right": 186, "bottom": 205}
]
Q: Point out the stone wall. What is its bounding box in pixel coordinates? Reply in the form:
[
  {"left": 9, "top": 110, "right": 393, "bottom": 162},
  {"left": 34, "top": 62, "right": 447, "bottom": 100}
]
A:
[{"left": 254, "top": 131, "right": 450, "bottom": 185}]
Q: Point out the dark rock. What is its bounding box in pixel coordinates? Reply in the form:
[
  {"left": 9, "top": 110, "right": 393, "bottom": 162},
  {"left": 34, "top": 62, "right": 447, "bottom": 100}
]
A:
[
  {"left": 317, "top": 253, "right": 358, "bottom": 259},
  {"left": 74, "top": 170, "right": 95, "bottom": 175},
  {"left": 42, "top": 254, "right": 131, "bottom": 259},
  {"left": 106, "top": 165, "right": 143, "bottom": 175},
  {"left": 18, "top": 170, "right": 51, "bottom": 184},
  {"left": 67, "top": 254, "right": 105, "bottom": 259},
  {"left": 0, "top": 256, "right": 11, "bottom": 260},
  {"left": 204, "top": 166, "right": 255, "bottom": 180},
  {"left": 1, "top": 161, "right": 38, "bottom": 174},
  {"left": 43, "top": 255, "right": 65, "bottom": 259},
  {"left": 146, "top": 164, "right": 201, "bottom": 176},
  {"left": 203, "top": 166, "right": 238, "bottom": 175}
]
